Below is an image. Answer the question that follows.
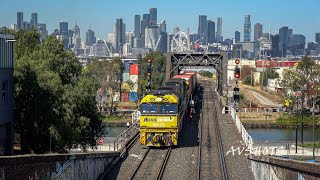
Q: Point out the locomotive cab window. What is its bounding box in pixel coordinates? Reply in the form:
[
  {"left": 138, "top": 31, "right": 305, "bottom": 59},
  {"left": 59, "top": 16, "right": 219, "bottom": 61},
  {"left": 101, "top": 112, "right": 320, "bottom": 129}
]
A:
[
  {"left": 160, "top": 104, "right": 177, "bottom": 114},
  {"left": 141, "top": 103, "right": 159, "bottom": 113}
]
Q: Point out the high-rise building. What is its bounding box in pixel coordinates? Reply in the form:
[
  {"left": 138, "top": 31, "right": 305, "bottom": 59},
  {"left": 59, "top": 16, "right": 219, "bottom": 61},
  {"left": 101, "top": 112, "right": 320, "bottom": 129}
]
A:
[
  {"left": 279, "top": 26, "right": 289, "bottom": 57},
  {"left": 288, "top": 34, "right": 305, "bottom": 56},
  {"left": 86, "top": 29, "right": 96, "bottom": 46},
  {"left": 160, "top": 20, "right": 166, "bottom": 33},
  {"left": 315, "top": 33, "right": 320, "bottom": 44},
  {"left": 254, "top": 23, "right": 262, "bottom": 41},
  {"left": 140, "top": 19, "right": 147, "bottom": 48},
  {"left": 271, "top": 34, "right": 280, "bottom": 57},
  {"left": 0, "top": 33, "right": 15, "bottom": 156},
  {"left": 288, "top": 29, "right": 293, "bottom": 37},
  {"left": 134, "top": 15, "right": 141, "bottom": 48},
  {"left": 17, "top": 12, "right": 23, "bottom": 30},
  {"left": 216, "top": 17, "right": 223, "bottom": 42},
  {"left": 149, "top": 8, "right": 157, "bottom": 27},
  {"left": 243, "top": 15, "right": 251, "bottom": 41},
  {"left": 115, "top": 18, "right": 125, "bottom": 53},
  {"left": 68, "top": 29, "right": 74, "bottom": 48},
  {"left": 38, "top": 23, "right": 48, "bottom": 40},
  {"left": 207, "top": 20, "right": 215, "bottom": 43},
  {"left": 235, "top": 31, "right": 240, "bottom": 43},
  {"left": 23, "top": 21, "right": 31, "bottom": 30},
  {"left": 30, "top": 13, "right": 38, "bottom": 29},
  {"left": 59, "top": 22, "right": 68, "bottom": 36},
  {"left": 145, "top": 27, "right": 160, "bottom": 51},
  {"left": 143, "top": 14, "right": 150, "bottom": 27},
  {"left": 59, "top": 22, "right": 69, "bottom": 49},
  {"left": 73, "top": 23, "right": 81, "bottom": 49},
  {"left": 198, "top": 15, "right": 208, "bottom": 45}
]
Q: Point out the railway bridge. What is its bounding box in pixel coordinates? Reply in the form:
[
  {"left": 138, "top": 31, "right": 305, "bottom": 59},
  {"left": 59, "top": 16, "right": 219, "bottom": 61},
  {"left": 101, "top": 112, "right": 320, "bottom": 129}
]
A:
[{"left": 1, "top": 53, "right": 320, "bottom": 179}]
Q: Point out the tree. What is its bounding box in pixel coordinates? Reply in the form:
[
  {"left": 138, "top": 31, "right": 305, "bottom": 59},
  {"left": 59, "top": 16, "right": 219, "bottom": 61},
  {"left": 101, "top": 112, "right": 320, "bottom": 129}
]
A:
[
  {"left": 200, "top": 71, "right": 213, "bottom": 78},
  {"left": 137, "top": 51, "right": 166, "bottom": 97},
  {"left": 240, "top": 65, "right": 255, "bottom": 81},
  {"left": 14, "top": 30, "right": 103, "bottom": 153},
  {"left": 243, "top": 75, "right": 254, "bottom": 86},
  {"left": 261, "top": 68, "right": 279, "bottom": 86}
]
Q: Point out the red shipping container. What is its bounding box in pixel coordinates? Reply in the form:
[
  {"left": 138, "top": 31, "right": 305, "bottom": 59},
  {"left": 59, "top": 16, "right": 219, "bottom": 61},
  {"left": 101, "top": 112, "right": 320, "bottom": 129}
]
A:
[
  {"left": 130, "top": 64, "right": 140, "bottom": 75},
  {"left": 121, "top": 92, "right": 129, "bottom": 102}
]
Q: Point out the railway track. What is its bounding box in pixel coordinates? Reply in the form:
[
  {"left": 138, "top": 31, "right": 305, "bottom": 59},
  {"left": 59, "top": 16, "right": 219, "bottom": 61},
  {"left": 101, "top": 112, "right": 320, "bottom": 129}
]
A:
[
  {"left": 129, "top": 147, "right": 172, "bottom": 180},
  {"left": 197, "top": 80, "right": 228, "bottom": 180}
]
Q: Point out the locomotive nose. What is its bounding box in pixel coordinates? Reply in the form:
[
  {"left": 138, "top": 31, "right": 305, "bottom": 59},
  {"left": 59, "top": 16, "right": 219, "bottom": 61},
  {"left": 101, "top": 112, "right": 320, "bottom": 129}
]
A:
[{"left": 155, "top": 134, "right": 162, "bottom": 143}]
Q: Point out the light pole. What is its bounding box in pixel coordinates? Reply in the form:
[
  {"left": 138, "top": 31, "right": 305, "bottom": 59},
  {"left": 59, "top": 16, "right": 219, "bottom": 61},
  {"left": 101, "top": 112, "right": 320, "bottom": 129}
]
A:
[{"left": 250, "top": 70, "right": 253, "bottom": 108}]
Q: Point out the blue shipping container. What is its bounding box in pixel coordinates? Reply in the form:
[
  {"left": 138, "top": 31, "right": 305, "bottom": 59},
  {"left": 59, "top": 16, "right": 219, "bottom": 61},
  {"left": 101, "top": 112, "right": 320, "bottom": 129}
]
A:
[{"left": 129, "top": 92, "right": 138, "bottom": 101}]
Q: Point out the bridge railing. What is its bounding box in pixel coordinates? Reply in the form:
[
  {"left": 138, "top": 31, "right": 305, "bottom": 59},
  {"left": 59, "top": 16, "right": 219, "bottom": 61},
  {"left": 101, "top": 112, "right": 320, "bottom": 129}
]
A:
[
  {"left": 113, "top": 110, "right": 140, "bottom": 152},
  {"left": 230, "top": 107, "right": 253, "bottom": 149},
  {"left": 240, "top": 107, "right": 281, "bottom": 113}
]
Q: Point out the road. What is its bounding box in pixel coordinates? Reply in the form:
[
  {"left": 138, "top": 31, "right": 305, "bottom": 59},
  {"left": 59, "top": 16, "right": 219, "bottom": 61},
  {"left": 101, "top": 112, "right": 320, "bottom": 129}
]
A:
[{"left": 251, "top": 90, "right": 281, "bottom": 107}]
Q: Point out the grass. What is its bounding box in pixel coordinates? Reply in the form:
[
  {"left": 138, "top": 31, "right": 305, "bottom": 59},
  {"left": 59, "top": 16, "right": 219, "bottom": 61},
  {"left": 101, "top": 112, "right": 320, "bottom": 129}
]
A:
[
  {"left": 276, "top": 115, "right": 320, "bottom": 126},
  {"left": 299, "top": 142, "right": 320, "bottom": 148}
]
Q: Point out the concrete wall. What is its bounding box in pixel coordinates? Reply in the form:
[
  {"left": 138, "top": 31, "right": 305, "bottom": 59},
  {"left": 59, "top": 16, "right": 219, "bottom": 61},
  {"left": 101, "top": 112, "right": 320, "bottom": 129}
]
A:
[
  {"left": 0, "top": 152, "right": 119, "bottom": 180},
  {"left": 249, "top": 155, "right": 320, "bottom": 179}
]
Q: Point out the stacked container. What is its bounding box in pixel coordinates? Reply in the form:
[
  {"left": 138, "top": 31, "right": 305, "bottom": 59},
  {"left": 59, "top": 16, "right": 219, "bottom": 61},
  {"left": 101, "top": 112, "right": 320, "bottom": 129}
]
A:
[{"left": 129, "top": 64, "right": 140, "bottom": 101}]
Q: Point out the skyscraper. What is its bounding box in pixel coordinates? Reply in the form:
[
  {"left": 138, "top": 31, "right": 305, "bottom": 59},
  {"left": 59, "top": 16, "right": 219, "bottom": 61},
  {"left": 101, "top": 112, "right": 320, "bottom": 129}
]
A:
[
  {"left": 288, "top": 34, "right": 305, "bottom": 56},
  {"left": 149, "top": 8, "right": 157, "bottom": 27},
  {"left": 143, "top": 14, "right": 150, "bottom": 27},
  {"left": 140, "top": 19, "right": 147, "bottom": 48},
  {"left": 207, "top": 20, "right": 215, "bottom": 43},
  {"left": 59, "top": 22, "right": 69, "bottom": 49},
  {"left": 134, "top": 15, "right": 141, "bottom": 48},
  {"left": 216, "top": 17, "right": 223, "bottom": 42},
  {"left": 235, "top": 31, "right": 240, "bottom": 43},
  {"left": 254, "top": 23, "right": 262, "bottom": 41},
  {"left": 115, "top": 18, "right": 125, "bottom": 53},
  {"left": 145, "top": 27, "right": 160, "bottom": 50},
  {"left": 279, "top": 26, "right": 289, "bottom": 57},
  {"left": 198, "top": 15, "right": 208, "bottom": 45},
  {"left": 160, "top": 20, "right": 166, "bottom": 33},
  {"left": 86, "top": 29, "right": 96, "bottom": 46},
  {"left": 30, "top": 13, "right": 38, "bottom": 29},
  {"left": 315, "top": 33, "right": 320, "bottom": 44},
  {"left": 17, "top": 12, "right": 23, "bottom": 30},
  {"left": 271, "top": 34, "right": 280, "bottom": 57},
  {"left": 38, "top": 23, "right": 48, "bottom": 40},
  {"left": 59, "top": 22, "right": 68, "bottom": 36},
  {"left": 73, "top": 23, "right": 81, "bottom": 49},
  {"left": 244, "top": 15, "right": 251, "bottom": 41}
]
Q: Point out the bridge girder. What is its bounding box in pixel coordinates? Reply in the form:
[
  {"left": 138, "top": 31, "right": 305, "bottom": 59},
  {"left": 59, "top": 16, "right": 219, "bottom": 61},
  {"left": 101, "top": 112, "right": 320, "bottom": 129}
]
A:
[{"left": 166, "top": 53, "right": 228, "bottom": 96}]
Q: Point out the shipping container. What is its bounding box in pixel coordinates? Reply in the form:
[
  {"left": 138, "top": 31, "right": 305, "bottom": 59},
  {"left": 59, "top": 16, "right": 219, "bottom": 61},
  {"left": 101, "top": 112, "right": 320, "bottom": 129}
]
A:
[
  {"left": 130, "top": 64, "right": 140, "bottom": 75},
  {"left": 129, "top": 92, "right": 138, "bottom": 101},
  {"left": 129, "top": 74, "right": 138, "bottom": 83},
  {"left": 122, "top": 73, "right": 130, "bottom": 82},
  {"left": 121, "top": 92, "right": 130, "bottom": 102},
  {"left": 123, "top": 60, "right": 137, "bottom": 73}
]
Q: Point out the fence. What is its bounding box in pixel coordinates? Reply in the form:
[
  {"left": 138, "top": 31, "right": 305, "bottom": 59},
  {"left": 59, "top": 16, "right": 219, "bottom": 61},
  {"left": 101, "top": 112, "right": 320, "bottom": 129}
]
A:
[
  {"left": 113, "top": 110, "right": 140, "bottom": 152},
  {"left": 230, "top": 107, "right": 254, "bottom": 149},
  {"left": 240, "top": 107, "right": 281, "bottom": 113}
]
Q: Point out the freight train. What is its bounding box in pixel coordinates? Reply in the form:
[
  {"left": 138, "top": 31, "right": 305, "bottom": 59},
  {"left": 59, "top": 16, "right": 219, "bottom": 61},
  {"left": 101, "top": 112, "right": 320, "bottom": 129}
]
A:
[{"left": 139, "top": 72, "right": 197, "bottom": 147}]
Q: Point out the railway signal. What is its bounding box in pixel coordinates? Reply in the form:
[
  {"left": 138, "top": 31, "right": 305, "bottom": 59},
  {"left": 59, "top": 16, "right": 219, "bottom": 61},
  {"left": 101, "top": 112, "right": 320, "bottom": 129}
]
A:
[
  {"left": 234, "top": 67, "right": 240, "bottom": 79},
  {"left": 234, "top": 87, "right": 240, "bottom": 102},
  {"left": 235, "top": 59, "right": 240, "bottom": 65},
  {"left": 146, "top": 59, "right": 152, "bottom": 91}
]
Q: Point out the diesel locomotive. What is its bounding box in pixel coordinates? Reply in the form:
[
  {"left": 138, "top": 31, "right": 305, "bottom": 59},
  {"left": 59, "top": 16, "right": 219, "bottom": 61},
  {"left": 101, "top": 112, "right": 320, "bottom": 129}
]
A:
[{"left": 139, "top": 72, "right": 197, "bottom": 147}]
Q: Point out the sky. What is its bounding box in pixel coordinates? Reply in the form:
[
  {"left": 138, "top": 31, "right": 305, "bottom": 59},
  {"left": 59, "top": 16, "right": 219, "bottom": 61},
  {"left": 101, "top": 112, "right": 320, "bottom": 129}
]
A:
[{"left": 1, "top": 0, "right": 320, "bottom": 42}]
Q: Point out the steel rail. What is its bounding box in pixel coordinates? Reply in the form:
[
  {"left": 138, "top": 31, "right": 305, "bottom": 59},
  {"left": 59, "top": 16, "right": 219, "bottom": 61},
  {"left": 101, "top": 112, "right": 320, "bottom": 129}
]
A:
[
  {"left": 129, "top": 148, "right": 150, "bottom": 180},
  {"left": 197, "top": 83, "right": 204, "bottom": 180},
  {"left": 156, "top": 147, "right": 172, "bottom": 180},
  {"left": 210, "top": 86, "right": 228, "bottom": 180}
]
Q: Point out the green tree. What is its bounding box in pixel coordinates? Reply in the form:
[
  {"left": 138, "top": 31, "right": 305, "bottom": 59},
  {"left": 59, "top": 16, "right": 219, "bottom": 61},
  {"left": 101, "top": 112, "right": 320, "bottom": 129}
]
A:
[
  {"left": 137, "top": 51, "right": 166, "bottom": 97},
  {"left": 261, "top": 68, "right": 279, "bottom": 86},
  {"left": 14, "top": 30, "right": 103, "bottom": 153},
  {"left": 200, "top": 71, "right": 213, "bottom": 78},
  {"left": 240, "top": 65, "right": 255, "bottom": 81},
  {"left": 243, "top": 75, "right": 254, "bottom": 86}
]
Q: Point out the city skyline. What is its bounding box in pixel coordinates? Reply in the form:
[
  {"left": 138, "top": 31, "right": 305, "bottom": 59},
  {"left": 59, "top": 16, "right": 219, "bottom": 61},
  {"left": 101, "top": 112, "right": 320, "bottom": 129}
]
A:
[{"left": 1, "top": 0, "right": 320, "bottom": 42}]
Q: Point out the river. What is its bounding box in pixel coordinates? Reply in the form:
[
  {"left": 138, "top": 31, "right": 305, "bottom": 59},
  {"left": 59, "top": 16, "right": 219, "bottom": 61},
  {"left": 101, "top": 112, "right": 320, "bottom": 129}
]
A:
[{"left": 247, "top": 127, "right": 320, "bottom": 142}]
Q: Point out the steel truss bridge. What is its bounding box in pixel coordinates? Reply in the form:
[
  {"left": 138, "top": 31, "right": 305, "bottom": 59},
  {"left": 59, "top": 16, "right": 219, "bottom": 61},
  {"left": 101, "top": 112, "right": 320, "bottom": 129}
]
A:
[{"left": 165, "top": 53, "right": 228, "bottom": 96}]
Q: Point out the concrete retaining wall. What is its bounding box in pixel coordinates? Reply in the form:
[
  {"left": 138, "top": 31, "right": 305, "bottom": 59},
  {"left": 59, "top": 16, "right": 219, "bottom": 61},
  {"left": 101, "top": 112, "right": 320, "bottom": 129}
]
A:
[
  {"left": 0, "top": 152, "right": 119, "bottom": 180},
  {"left": 249, "top": 155, "right": 320, "bottom": 179}
]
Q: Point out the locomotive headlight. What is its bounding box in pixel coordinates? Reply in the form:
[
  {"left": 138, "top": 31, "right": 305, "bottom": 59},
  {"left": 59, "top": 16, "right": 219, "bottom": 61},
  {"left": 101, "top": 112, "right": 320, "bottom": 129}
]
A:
[{"left": 156, "top": 97, "right": 163, "bottom": 102}]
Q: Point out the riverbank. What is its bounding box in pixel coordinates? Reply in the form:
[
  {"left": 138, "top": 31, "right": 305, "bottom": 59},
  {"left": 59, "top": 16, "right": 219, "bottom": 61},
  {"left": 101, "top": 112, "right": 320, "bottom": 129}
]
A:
[{"left": 244, "top": 123, "right": 320, "bottom": 128}]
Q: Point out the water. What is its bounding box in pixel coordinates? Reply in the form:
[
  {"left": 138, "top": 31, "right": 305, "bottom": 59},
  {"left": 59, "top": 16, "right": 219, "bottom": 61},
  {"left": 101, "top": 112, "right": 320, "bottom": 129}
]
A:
[
  {"left": 247, "top": 128, "right": 320, "bottom": 142},
  {"left": 104, "top": 126, "right": 128, "bottom": 137}
]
